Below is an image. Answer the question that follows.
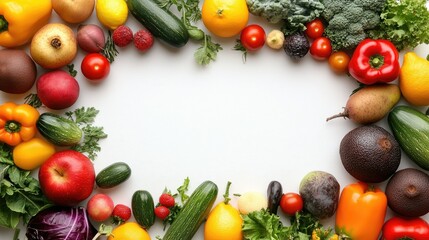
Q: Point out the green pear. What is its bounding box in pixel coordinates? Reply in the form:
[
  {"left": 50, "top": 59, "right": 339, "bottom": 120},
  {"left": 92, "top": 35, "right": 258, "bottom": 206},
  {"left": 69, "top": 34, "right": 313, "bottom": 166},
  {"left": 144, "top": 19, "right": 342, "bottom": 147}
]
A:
[{"left": 327, "top": 83, "right": 401, "bottom": 124}]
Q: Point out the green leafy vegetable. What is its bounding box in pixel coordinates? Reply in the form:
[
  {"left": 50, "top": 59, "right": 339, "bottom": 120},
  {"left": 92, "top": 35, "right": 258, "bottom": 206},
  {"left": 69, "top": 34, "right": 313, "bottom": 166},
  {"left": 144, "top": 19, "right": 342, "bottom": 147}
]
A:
[
  {"left": 368, "top": 0, "right": 429, "bottom": 50},
  {"left": 242, "top": 209, "right": 326, "bottom": 240},
  {"left": 158, "top": 0, "right": 222, "bottom": 65},
  {"left": 0, "top": 143, "right": 52, "bottom": 231},
  {"left": 242, "top": 209, "right": 289, "bottom": 240},
  {"left": 102, "top": 31, "right": 119, "bottom": 63},
  {"left": 65, "top": 107, "right": 108, "bottom": 160},
  {"left": 233, "top": 39, "right": 248, "bottom": 63}
]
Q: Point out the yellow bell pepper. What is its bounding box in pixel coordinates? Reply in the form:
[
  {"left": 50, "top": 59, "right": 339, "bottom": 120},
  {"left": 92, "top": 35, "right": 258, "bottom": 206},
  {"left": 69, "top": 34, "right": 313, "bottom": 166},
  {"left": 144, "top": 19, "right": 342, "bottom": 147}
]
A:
[{"left": 0, "top": 0, "right": 52, "bottom": 48}]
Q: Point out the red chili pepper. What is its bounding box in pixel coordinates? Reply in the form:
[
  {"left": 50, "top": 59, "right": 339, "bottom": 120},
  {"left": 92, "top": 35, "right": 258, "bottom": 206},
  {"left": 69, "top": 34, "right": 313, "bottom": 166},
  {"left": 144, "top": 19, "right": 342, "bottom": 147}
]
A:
[
  {"left": 381, "top": 216, "right": 429, "bottom": 240},
  {"left": 348, "top": 39, "right": 400, "bottom": 85}
]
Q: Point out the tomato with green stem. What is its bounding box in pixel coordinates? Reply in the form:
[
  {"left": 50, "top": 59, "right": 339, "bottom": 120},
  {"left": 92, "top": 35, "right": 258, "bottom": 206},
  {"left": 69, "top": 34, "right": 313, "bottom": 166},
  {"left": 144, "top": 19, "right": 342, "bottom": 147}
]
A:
[
  {"left": 305, "top": 18, "right": 324, "bottom": 39},
  {"left": 240, "top": 24, "right": 266, "bottom": 51},
  {"left": 310, "top": 37, "right": 332, "bottom": 60},
  {"left": 280, "top": 192, "right": 303, "bottom": 216},
  {"left": 328, "top": 51, "right": 350, "bottom": 73},
  {"left": 81, "top": 53, "right": 110, "bottom": 81}
]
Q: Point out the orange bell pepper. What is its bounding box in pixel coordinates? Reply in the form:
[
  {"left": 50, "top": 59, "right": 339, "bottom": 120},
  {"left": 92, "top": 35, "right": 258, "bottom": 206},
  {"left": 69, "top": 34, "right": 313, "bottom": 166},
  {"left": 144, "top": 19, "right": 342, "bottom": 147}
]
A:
[
  {"left": 335, "top": 181, "right": 387, "bottom": 240},
  {"left": 0, "top": 102, "right": 39, "bottom": 146}
]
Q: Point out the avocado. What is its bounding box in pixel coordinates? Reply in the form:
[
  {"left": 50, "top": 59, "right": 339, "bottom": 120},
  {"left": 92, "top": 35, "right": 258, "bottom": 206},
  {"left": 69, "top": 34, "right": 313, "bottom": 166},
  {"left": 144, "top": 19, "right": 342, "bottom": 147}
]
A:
[
  {"left": 299, "top": 171, "right": 340, "bottom": 219},
  {"left": 386, "top": 168, "right": 429, "bottom": 217},
  {"left": 283, "top": 31, "right": 309, "bottom": 60},
  {"left": 339, "top": 125, "right": 401, "bottom": 183}
]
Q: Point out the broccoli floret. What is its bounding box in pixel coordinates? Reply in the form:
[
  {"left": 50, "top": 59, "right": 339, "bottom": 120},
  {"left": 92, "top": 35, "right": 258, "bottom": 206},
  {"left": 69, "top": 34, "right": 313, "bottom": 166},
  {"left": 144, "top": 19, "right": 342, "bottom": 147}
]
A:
[
  {"left": 321, "top": 0, "right": 385, "bottom": 50},
  {"left": 246, "top": 0, "right": 324, "bottom": 34}
]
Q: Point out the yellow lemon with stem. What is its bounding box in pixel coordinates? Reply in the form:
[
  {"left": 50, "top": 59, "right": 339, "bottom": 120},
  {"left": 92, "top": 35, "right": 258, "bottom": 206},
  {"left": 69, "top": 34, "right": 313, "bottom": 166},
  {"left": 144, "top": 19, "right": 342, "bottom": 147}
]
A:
[
  {"left": 202, "top": 0, "right": 249, "bottom": 38},
  {"left": 96, "top": 0, "right": 128, "bottom": 30}
]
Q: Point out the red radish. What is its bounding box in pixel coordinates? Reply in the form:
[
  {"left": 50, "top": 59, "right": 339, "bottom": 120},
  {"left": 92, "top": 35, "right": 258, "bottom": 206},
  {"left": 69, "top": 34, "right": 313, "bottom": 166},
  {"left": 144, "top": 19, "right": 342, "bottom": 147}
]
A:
[
  {"left": 159, "top": 193, "right": 175, "bottom": 208},
  {"left": 87, "top": 193, "right": 114, "bottom": 222},
  {"left": 112, "top": 204, "right": 132, "bottom": 224},
  {"left": 154, "top": 205, "right": 170, "bottom": 220},
  {"left": 36, "top": 70, "right": 79, "bottom": 110}
]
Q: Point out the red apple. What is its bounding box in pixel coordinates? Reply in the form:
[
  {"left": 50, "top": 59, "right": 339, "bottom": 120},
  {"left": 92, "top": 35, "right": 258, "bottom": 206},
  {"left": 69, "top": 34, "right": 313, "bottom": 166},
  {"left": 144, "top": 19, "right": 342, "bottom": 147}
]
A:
[
  {"left": 39, "top": 150, "right": 95, "bottom": 206},
  {"left": 87, "top": 193, "right": 114, "bottom": 222},
  {"left": 36, "top": 70, "right": 80, "bottom": 110}
]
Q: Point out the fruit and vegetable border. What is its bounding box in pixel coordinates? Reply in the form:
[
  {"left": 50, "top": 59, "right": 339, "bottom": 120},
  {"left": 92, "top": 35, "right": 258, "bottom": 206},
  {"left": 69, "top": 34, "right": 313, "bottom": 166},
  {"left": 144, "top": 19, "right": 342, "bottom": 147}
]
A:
[{"left": 1, "top": 0, "right": 429, "bottom": 239}]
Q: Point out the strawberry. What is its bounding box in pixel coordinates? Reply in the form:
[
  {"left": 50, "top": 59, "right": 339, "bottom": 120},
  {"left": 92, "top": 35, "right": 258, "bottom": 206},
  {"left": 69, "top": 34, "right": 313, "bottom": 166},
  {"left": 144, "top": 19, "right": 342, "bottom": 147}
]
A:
[
  {"left": 159, "top": 193, "right": 175, "bottom": 208},
  {"left": 133, "top": 29, "right": 154, "bottom": 52},
  {"left": 112, "top": 25, "right": 133, "bottom": 47},
  {"left": 111, "top": 204, "right": 132, "bottom": 225},
  {"left": 154, "top": 205, "right": 170, "bottom": 220}
]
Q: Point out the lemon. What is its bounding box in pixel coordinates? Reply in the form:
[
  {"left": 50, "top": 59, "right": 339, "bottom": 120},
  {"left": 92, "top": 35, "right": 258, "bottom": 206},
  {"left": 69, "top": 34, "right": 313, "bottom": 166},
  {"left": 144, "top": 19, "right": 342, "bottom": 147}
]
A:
[
  {"left": 96, "top": 0, "right": 128, "bottom": 30},
  {"left": 107, "top": 222, "right": 151, "bottom": 240},
  {"left": 202, "top": 0, "right": 249, "bottom": 38},
  {"left": 204, "top": 202, "right": 243, "bottom": 240},
  {"left": 399, "top": 52, "right": 429, "bottom": 106}
]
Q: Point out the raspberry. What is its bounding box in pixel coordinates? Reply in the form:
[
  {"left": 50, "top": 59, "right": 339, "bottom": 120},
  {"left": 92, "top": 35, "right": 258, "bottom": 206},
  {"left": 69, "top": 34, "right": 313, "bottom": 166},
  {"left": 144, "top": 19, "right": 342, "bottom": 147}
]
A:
[
  {"left": 111, "top": 204, "right": 132, "bottom": 224},
  {"left": 112, "top": 25, "right": 133, "bottom": 47},
  {"left": 133, "top": 29, "right": 154, "bottom": 52},
  {"left": 154, "top": 206, "right": 170, "bottom": 220},
  {"left": 159, "top": 193, "right": 175, "bottom": 208}
]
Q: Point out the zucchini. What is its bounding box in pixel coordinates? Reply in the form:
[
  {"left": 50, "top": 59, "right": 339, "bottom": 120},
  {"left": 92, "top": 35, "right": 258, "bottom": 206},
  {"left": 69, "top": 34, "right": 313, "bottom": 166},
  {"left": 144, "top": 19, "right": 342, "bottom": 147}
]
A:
[
  {"left": 163, "top": 180, "right": 218, "bottom": 240},
  {"left": 36, "top": 112, "right": 82, "bottom": 146},
  {"left": 132, "top": 190, "right": 155, "bottom": 229},
  {"left": 95, "top": 162, "right": 131, "bottom": 189},
  {"left": 127, "top": 0, "right": 189, "bottom": 48},
  {"left": 388, "top": 105, "right": 429, "bottom": 170}
]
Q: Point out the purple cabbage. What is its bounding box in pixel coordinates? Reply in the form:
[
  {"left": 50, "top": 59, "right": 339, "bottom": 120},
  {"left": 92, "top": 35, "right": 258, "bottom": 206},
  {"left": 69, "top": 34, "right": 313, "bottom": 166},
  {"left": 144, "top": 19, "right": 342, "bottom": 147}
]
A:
[{"left": 26, "top": 206, "right": 97, "bottom": 240}]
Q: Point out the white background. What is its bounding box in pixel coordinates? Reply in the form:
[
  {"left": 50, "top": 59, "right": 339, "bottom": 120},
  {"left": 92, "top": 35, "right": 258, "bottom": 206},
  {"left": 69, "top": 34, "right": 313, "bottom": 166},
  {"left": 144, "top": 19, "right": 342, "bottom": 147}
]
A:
[{"left": 1, "top": 7, "right": 429, "bottom": 240}]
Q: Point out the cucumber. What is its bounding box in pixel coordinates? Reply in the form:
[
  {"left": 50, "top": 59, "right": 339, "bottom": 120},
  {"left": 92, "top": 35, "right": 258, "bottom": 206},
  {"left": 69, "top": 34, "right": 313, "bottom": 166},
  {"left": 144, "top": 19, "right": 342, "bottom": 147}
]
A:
[
  {"left": 163, "top": 180, "right": 218, "bottom": 240},
  {"left": 388, "top": 105, "right": 429, "bottom": 170},
  {"left": 95, "top": 162, "right": 131, "bottom": 189},
  {"left": 36, "top": 112, "right": 82, "bottom": 146},
  {"left": 127, "top": 0, "right": 189, "bottom": 48},
  {"left": 132, "top": 190, "right": 155, "bottom": 229}
]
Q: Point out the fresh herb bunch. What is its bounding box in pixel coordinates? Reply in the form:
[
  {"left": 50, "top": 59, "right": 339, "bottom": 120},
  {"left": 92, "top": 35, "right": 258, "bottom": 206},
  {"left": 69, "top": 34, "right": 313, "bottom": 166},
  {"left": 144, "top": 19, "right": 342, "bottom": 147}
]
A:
[
  {"left": 158, "top": 0, "right": 222, "bottom": 65},
  {"left": 0, "top": 143, "right": 52, "bottom": 235},
  {"left": 65, "top": 107, "right": 108, "bottom": 160}
]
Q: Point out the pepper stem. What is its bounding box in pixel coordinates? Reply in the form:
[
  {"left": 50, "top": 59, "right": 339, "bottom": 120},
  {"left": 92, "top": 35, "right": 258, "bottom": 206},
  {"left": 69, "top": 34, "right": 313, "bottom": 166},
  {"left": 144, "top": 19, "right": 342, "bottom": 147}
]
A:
[
  {"left": 223, "top": 181, "right": 232, "bottom": 204},
  {"left": 0, "top": 15, "right": 8, "bottom": 33},
  {"left": 5, "top": 121, "right": 21, "bottom": 133},
  {"left": 369, "top": 54, "right": 384, "bottom": 69}
]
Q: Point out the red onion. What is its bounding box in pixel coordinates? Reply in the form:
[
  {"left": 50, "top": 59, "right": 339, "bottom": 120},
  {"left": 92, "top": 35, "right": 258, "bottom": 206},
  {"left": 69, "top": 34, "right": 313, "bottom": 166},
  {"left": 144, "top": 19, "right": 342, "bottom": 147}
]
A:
[{"left": 77, "top": 24, "right": 105, "bottom": 53}]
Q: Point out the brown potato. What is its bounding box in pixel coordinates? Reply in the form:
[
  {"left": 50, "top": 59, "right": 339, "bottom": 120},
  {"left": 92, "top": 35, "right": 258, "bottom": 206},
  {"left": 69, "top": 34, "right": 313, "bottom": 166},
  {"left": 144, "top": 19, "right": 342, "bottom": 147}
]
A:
[{"left": 0, "top": 49, "right": 37, "bottom": 94}]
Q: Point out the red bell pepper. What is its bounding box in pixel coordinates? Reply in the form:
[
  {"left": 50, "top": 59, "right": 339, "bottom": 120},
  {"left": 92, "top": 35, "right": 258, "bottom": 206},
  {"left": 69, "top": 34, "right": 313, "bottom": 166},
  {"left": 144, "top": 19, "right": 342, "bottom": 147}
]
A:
[
  {"left": 348, "top": 39, "right": 400, "bottom": 85},
  {"left": 381, "top": 216, "right": 429, "bottom": 240}
]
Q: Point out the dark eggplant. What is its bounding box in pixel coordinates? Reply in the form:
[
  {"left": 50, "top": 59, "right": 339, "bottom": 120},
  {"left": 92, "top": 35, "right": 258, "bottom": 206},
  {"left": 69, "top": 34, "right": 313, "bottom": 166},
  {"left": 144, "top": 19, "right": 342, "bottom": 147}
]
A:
[{"left": 267, "top": 180, "right": 283, "bottom": 214}]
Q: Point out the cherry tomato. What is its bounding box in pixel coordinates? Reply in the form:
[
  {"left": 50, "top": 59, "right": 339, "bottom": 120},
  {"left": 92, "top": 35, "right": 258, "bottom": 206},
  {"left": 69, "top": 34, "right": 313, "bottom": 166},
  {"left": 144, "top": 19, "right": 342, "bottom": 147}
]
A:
[
  {"left": 280, "top": 192, "right": 303, "bottom": 216},
  {"left": 328, "top": 51, "right": 350, "bottom": 73},
  {"left": 305, "top": 18, "right": 324, "bottom": 39},
  {"left": 240, "top": 24, "right": 266, "bottom": 51},
  {"left": 310, "top": 37, "right": 332, "bottom": 60},
  {"left": 81, "top": 53, "right": 110, "bottom": 81}
]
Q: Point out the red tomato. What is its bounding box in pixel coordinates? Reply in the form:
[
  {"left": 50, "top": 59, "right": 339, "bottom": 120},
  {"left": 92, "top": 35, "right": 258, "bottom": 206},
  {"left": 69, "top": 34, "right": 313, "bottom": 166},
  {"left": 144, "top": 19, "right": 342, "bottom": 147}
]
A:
[
  {"left": 328, "top": 51, "right": 350, "bottom": 73},
  {"left": 305, "top": 18, "right": 324, "bottom": 39},
  {"left": 240, "top": 24, "right": 266, "bottom": 51},
  {"left": 81, "top": 53, "right": 110, "bottom": 81},
  {"left": 280, "top": 192, "right": 303, "bottom": 216},
  {"left": 310, "top": 37, "right": 332, "bottom": 60}
]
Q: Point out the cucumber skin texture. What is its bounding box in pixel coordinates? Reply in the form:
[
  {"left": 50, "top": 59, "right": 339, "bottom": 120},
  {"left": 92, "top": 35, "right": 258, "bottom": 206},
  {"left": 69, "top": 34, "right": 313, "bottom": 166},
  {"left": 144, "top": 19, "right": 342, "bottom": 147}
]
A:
[
  {"left": 36, "top": 112, "right": 82, "bottom": 146},
  {"left": 95, "top": 162, "right": 131, "bottom": 189},
  {"left": 388, "top": 105, "right": 429, "bottom": 170},
  {"left": 163, "top": 180, "right": 218, "bottom": 240},
  {"left": 127, "top": 0, "right": 189, "bottom": 48},
  {"left": 132, "top": 190, "right": 155, "bottom": 229}
]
